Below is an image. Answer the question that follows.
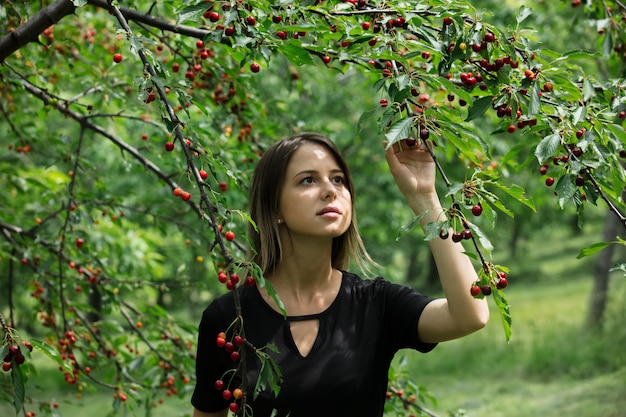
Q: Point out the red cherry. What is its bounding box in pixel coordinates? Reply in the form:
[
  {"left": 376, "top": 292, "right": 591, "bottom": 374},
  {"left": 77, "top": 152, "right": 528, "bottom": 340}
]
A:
[
  {"left": 245, "top": 276, "right": 255, "bottom": 287},
  {"left": 173, "top": 188, "right": 182, "bottom": 197},
  {"left": 76, "top": 238, "right": 84, "bottom": 248},
  {"left": 379, "top": 99, "right": 388, "bottom": 108},
  {"left": 222, "top": 390, "right": 232, "bottom": 400},
  {"left": 246, "top": 16, "right": 256, "bottom": 26},
  {"left": 233, "top": 335, "right": 244, "bottom": 346},
  {"left": 214, "top": 380, "right": 225, "bottom": 390},
  {"left": 229, "top": 403, "right": 240, "bottom": 413},
  {"left": 225, "top": 231, "right": 235, "bottom": 241},
  {"left": 470, "top": 285, "right": 481, "bottom": 296},
  {"left": 322, "top": 55, "right": 331, "bottom": 64},
  {"left": 471, "top": 205, "right": 483, "bottom": 216},
  {"left": 219, "top": 181, "right": 227, "bottom": 192},
  {"left": 250, "top": 62, "right": 260, "bottom": 73},
  {"left": 164, "top": 142, "right": 175, "bottom": 152},
  {"left": 113, "top": 53, "right": 122, "bottom": 63},
  {"left": 496, "top": 277, "right": 508, "bottom": 289},
  {"left": 362, "top": 21, "right": 371, "bottom": 30},
  {"left": 443, "top": 17, "right": 453, "bottom": 26},
  {"left": 199, "top": 170, "right": 208, "bottom": 180},
  {"left": 480, "top": 285, "right": 492, "bottom": 296},
  {"left": 172, "top": 63, "right": 180, "bottom": 73},
  {"left": 545, "top": 177, "right": 555, "bottom": 186},
  {"left": 230, "top": 351, "right": 240, "bottom": 361},
  {"left": 181, "top": 192, "right": 191, "bottom": 201}
]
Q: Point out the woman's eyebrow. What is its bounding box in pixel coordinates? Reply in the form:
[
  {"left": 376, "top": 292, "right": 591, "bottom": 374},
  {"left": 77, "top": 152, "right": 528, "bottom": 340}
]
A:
[{"left": 293, "top": 168, "right": 343, "bottom": 178}]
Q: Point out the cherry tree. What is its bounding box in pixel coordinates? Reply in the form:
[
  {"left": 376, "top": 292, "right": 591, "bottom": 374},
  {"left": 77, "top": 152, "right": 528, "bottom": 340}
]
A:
[{"left": 1, "top": 1, "right": 624, "bottom": 416}]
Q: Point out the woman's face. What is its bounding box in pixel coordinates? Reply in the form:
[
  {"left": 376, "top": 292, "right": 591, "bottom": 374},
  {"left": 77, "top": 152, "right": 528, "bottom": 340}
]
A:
[{"left": 277, "top": 142, "right": 352, "bottom": 241}]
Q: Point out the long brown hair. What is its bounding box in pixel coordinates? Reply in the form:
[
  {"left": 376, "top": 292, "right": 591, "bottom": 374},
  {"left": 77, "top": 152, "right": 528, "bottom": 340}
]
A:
[{"left": 248, "top": 133, "right": 373, "bottom": 274}]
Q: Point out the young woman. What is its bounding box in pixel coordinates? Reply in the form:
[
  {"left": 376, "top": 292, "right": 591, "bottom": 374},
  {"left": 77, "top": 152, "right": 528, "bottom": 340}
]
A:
[{"left": 191, "top": 133, "right": 489, "bottom": 417}]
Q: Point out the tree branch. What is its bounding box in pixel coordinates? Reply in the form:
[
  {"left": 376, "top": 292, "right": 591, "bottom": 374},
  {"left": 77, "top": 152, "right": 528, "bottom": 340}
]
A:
[
  {"left": 0, "top": 0, "right": 76, "bottom": 63},
  {"left": 0, "top": 0, "right": 210, "bottom": 63}
]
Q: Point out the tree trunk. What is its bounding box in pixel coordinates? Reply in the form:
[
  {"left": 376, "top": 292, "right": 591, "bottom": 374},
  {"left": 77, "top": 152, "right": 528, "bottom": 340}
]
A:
[
  {"left": 586, "top": 209, "right": 621, "bottom": 328},
  {"left": 87, "top": 284, "right": 102, "bottom": 323}
]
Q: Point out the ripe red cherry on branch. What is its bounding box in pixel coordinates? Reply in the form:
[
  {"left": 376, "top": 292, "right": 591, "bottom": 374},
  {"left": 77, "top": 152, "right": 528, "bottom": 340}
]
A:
[
  {"left": 113, "top": 53, "right": 122, "bottom": 63},
  {"left": 225, "top": 231, "right": 235, "bottom": 241},
  {"left": 545, "top": 177, "right": 555, "bottom": 186},
  {"left": 214, "top": 379, "right": 225, "bottom": 390},
  {"left": 76, "top": 238, "right": 84, "bottom": 248},
  {"left": 470, "top": 285, "right": 481, "bottom": 296},
  {"left": 181, "top": 192, "right": 191, "bottom": 201},
  {"left": 322, "top": 55, "right": 331, "bottom": 64},
  {"left": 471, "top": 204, "right": 483, "bottom": 216},
  {"left": 199, "top": 170, "right": 208, "bottom": 180},
  {"left": 497, "top": 277, "right": 508, "bottom": 289},
  {"left": 164, "top": 142, "right": 175, "bottom": 152},
  {"left": 222, "top": 390, "right": 232, "bottom": 400}
]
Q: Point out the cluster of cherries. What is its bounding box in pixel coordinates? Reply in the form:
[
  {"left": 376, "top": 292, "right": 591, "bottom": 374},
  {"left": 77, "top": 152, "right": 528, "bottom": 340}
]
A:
[
  {"left": 217, "top": 270, "right": 255, "bottom": 291},
  {"left": 471, "top": 271, "right": 508, "bottom": 297},
  {"left": 2, "top": 340, "right": 31, "bottom": 372},
  {"left": 214, "top": 331, "right": 245, "bottom": 413}
]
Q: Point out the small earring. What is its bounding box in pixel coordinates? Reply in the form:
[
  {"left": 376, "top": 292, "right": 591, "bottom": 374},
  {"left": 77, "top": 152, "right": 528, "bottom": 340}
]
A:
[{"left": 277, "top": 218, "right": 283, "bottom": 224}]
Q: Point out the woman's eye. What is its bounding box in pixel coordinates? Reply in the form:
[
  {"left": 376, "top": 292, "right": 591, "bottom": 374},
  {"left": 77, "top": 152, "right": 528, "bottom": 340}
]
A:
[
  {"left": 332, "top": 176, "right": 345, "bottom": 184},
  {"left": 301, "top": 176, "right": 314, "bottom": 184}
]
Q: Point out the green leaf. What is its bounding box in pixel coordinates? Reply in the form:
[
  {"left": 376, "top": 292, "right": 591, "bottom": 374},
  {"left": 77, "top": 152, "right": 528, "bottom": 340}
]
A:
[
  {"left": 492, "top": 289, "right": 512, "bottom": 342},
  {"left": 572, "top": 105, "right": 586, "bottom": 125},
  {"left": 583, "top": 78, "right": 596, "bottom": 102},
  {"left": 254, "top": 353, "right": 283, "bottom": 400},
  {"left": 29, "top": 339, "right": 72, "bottom": 372},
  {"left": 576, "top": 241, "right": 616, "bottom": 259},
  {"left": 534, "top": 132, "right": 561, "bottom": 164},
  {"left": 555, "top": 175, "right": 577, "bottom": 209},
  {"left": 465, "top": 96, "right": 493, "bottom": 121},
  {"left": 12, "top": 363, "right": 25, "bottom": 413},
  {"left": 397, "top": 212, "right": 427, "bottom": 240},
  {"left": 516, "top": 5, "right": 533, "bottom": 23},
  {"left": 277, "top": 43, "right": 314, "bottom": 66},
  {"left": 486, "top": 181, "right": 536, "bottom": 211},
  {"left": 177, "top": 4, "right": 210, "bottom": 24},
  {"left": 466, "top": 222, "right": 494, "bottom": 252},
  {"left": 528, "top": 81, "right": 541, "bottom": 116},
  {"left": 384, "top": 117, "right": 415, "bottom": 147}
]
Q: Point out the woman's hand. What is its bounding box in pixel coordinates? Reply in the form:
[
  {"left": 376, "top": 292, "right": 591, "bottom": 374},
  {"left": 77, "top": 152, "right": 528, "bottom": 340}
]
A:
[{"left": 384, "top": 139, "right": 438, "bottom": 214}]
